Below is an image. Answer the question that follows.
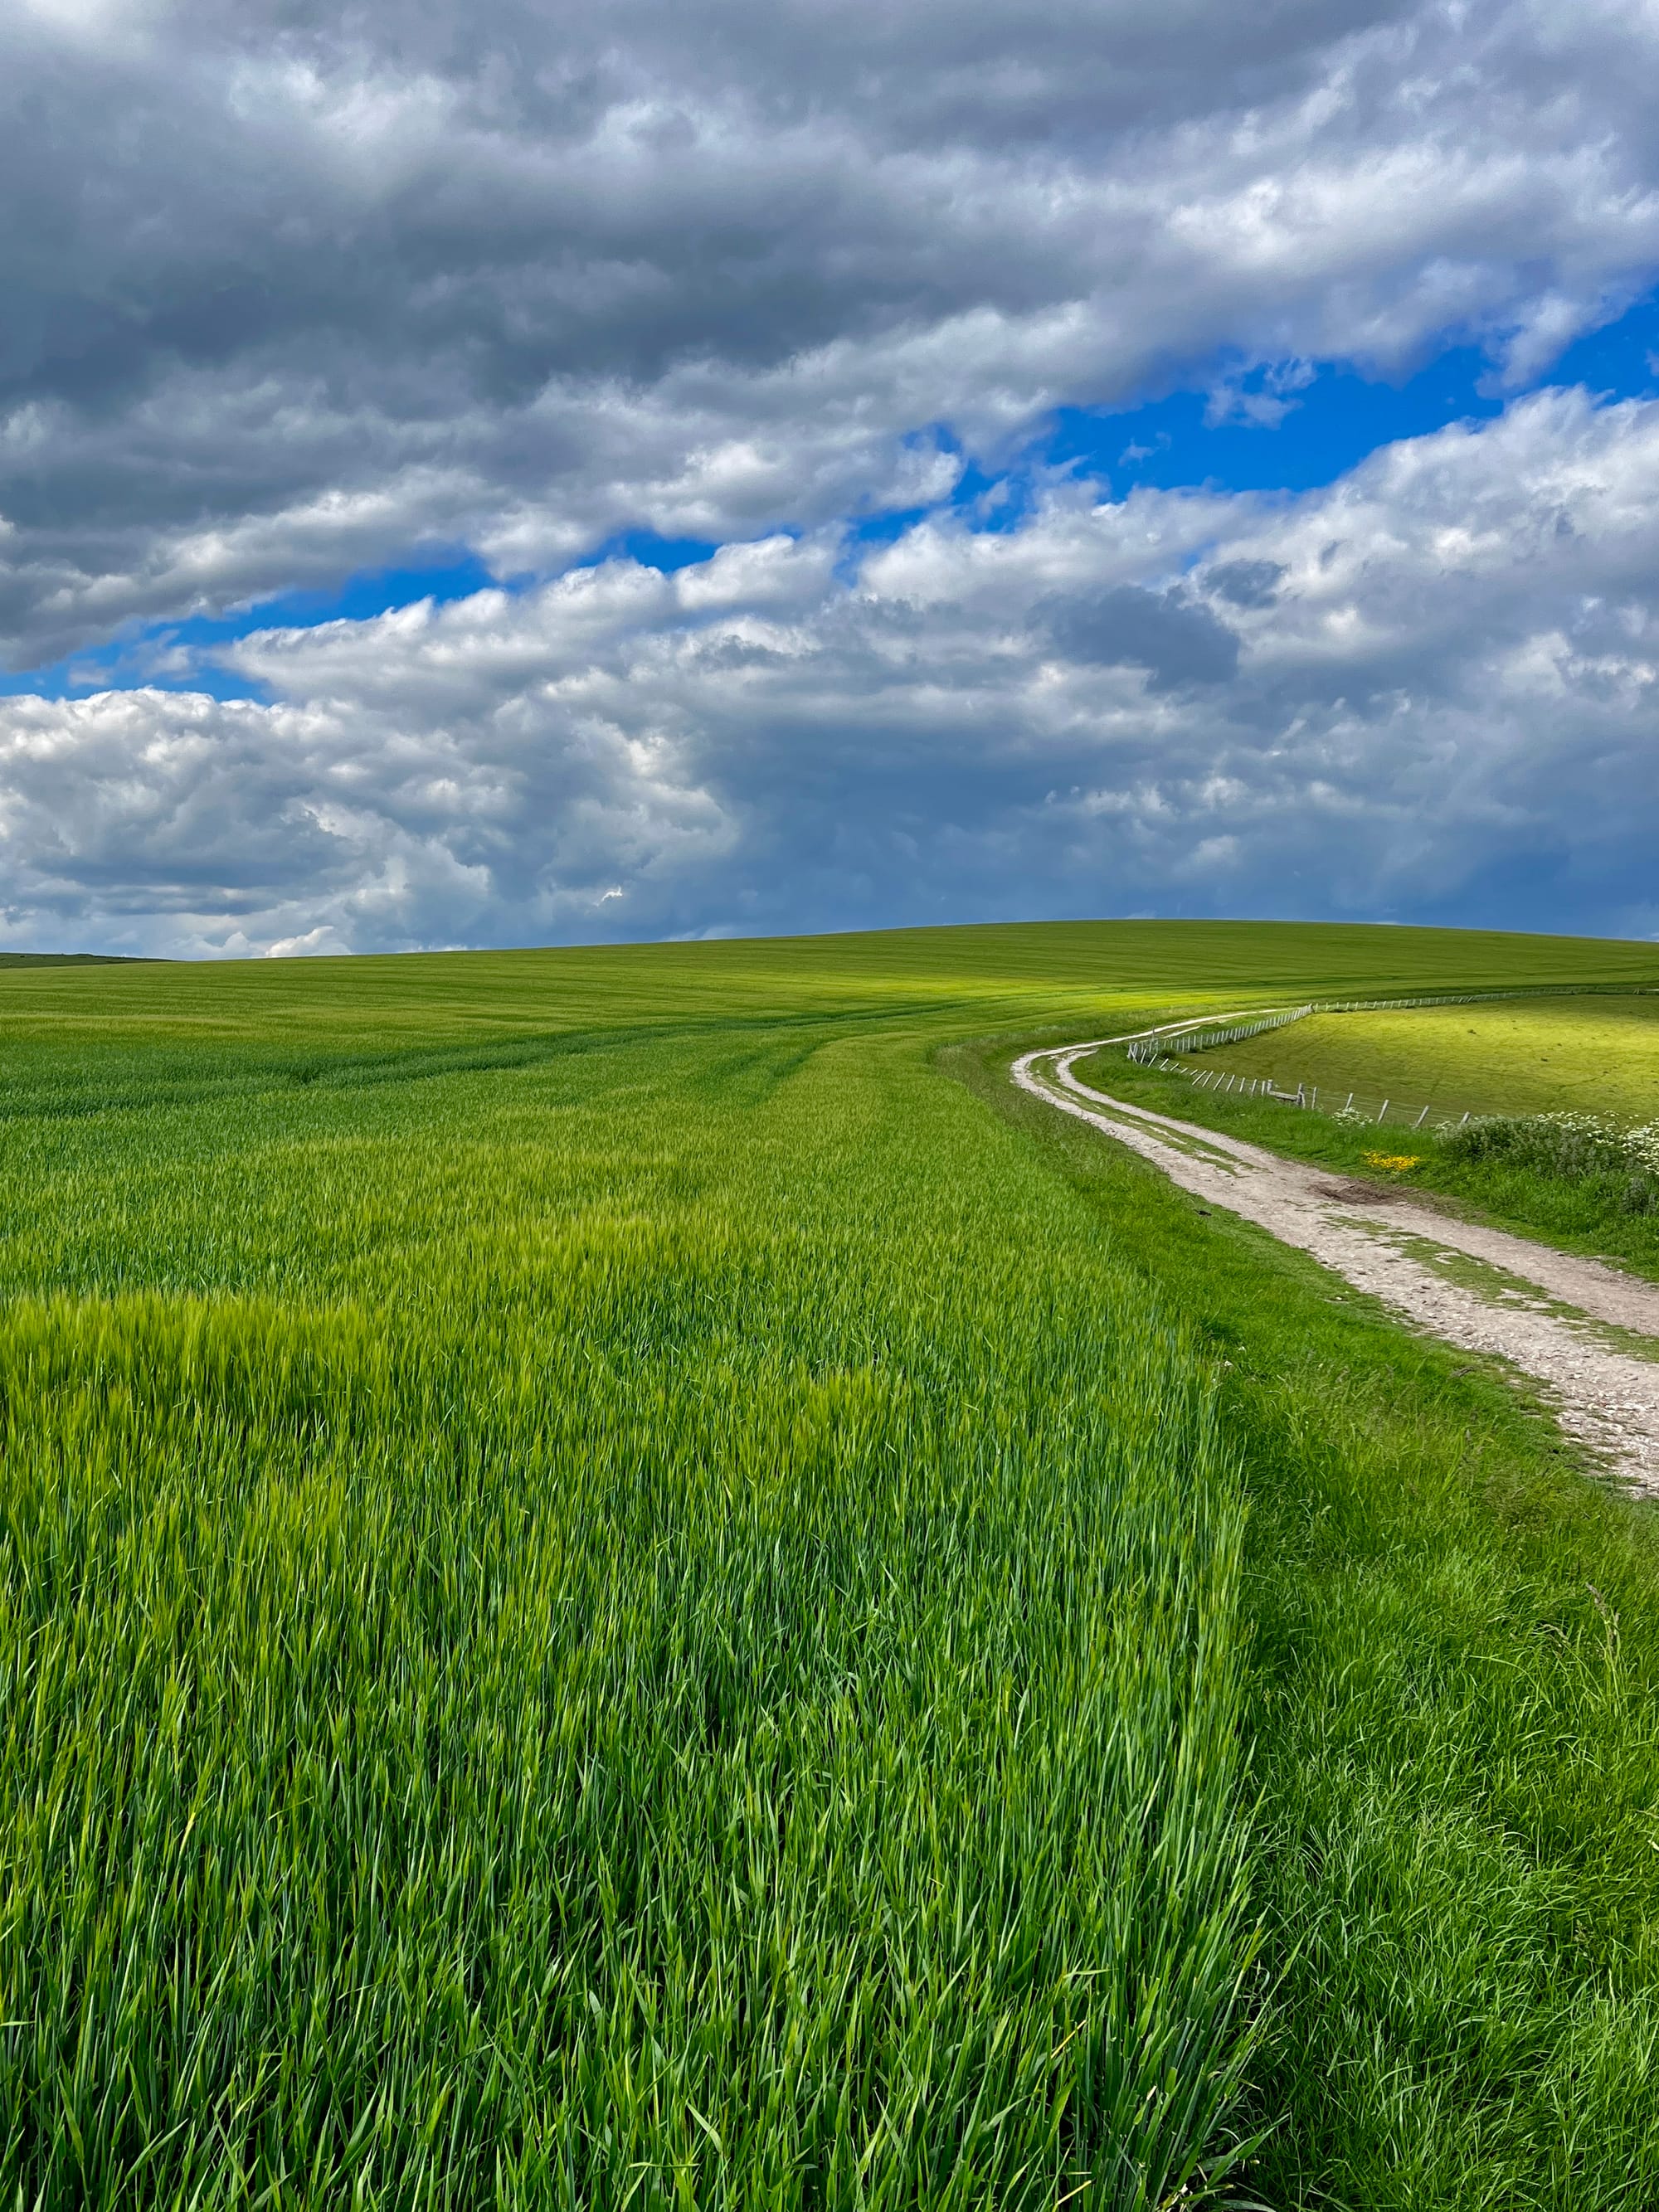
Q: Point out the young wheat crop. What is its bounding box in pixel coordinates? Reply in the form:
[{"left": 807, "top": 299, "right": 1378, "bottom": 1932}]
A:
[
  {"left": 0, "top": 970, "right": 1259, "bottom": 2207},
  {"left": 4, "top": 921, "right": 1657, "bottom": 2206}
]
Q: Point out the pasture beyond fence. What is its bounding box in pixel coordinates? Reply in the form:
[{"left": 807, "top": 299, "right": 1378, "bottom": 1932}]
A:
[
  {"left": 1121, "top": 981, "right": 1659, "bottom": 1132},
  {"left": 1138, "top": 1056, "right": 1471, "bottom": 1132}
]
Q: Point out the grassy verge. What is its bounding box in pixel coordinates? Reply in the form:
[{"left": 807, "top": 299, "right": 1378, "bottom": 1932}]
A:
[
  {"left": 964, "top": 1038, "right": 1659, "bottom": 2210},
  {"left": 1072, "top": 1050, "right": 1659, "bottom": 1281}
]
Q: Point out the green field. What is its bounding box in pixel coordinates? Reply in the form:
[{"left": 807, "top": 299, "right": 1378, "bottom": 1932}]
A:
[
  {"left": 1189, "top": 994, "right": 1659, "bottom": 1123},
  {"left": 1077, "top": 986, "right": 1659, "bottom": 1277},
  {"left": 3, "top": 921, "right": 1658, "bottom": 2207}
]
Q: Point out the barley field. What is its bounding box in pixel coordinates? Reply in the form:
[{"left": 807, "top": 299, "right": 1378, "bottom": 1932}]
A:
[{"left": 3, "top": 920, "right": 1658, "bottom": 2206}]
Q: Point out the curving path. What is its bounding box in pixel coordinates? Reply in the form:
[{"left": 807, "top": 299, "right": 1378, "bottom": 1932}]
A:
[{"left": 1014, "top": 1023, "right": 1659, "bottom": 1495}]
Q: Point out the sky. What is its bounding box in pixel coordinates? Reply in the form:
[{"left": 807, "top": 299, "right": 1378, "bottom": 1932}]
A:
[{"left": 3, "top": 1, "right": 1659, "bottom": 956}]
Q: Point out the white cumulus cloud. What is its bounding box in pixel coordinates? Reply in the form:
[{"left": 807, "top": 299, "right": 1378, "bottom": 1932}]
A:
[{"left": 3, "top": 391, "right": 1657, "bottom": 953}]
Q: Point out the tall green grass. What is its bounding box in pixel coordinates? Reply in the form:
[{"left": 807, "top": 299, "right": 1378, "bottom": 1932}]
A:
[
  {"left": 967, "top": 1031, "right": 1659, "bottom": 2210},
  {"left": 3, "top": 921, "right": 1657, "bottom": 2205},
  {"left": 0, "top": 1008, "right": 1261, "bottom": 2205}
]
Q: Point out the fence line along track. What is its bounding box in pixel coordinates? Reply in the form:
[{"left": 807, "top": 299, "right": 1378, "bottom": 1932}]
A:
[
  {"left": 1126, "top": 1004, "right": 1312, "bottom": 1062},
  {"left": 1126, "top": 981, "right": 1657, "bottom": 1067},
  {"left": 1145, "top": 1058, "right": 1472, "bottom": 1132},
  {"left": 1121, "top": 980, "right": 1659, "bottom": 1131}
]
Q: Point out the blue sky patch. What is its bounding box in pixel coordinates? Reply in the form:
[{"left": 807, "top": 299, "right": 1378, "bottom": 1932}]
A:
[
  {"left": 0, "top": 552, "right": 500, "bottom": 702},
  {"left": 9, "top": 289, "right": 1659, "bottom": 711},
  {"left": 1049, "top": 287, "right": 1659, "bottom": 499}
]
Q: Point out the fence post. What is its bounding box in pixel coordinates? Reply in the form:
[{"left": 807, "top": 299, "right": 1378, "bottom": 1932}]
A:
[
  {"left": 1414, "top": 1105, "right": 1430, "bottom": 1130},
  {"left": 1345, "top": 1092, "right": 1354, "bottom": 1111},
  {"left": 1378, "top": 1099, "right": 1389, "bottom": 1123}
]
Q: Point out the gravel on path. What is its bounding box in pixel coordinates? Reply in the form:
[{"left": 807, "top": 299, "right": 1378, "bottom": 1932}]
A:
[{"left": 1014, "top": 1027, "right": 1659, "bottom": 1496}]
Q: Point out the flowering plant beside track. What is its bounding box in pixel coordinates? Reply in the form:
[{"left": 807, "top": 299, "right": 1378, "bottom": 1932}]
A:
[{"left": 1441, "top": 1111, "right": 1659, "bottom": 1213}]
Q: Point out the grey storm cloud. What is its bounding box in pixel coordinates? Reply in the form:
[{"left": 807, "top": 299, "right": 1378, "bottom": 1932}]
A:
[
  {"left": 5, "top": 0, "right": 1659, "bottom": 662},
  {"left": 1044, "top": 587, "right": 1241, "bottom": 689},
  {"left": 1207, "top": 562, "right": 1288, "bottom": 612}
]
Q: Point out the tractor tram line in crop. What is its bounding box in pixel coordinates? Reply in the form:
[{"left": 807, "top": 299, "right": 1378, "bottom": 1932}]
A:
[{"left": 1015, "top": 1026, "right": 1659, "bottom": 1495}]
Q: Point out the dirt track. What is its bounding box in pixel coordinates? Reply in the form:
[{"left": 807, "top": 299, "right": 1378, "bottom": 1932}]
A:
[{"left": 1014, "top": 1023, "right": 1659, "bottom": 1496}]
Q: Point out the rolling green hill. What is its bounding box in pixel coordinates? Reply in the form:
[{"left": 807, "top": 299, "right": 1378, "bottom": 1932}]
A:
[{"left": 2, "top": 921, "right": 1657, "bottom": 2209}]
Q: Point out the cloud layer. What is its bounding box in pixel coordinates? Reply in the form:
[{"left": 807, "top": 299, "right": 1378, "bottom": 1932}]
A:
[
  {"left": 4, "top": 387, "right": 1657, "bottom": 955},
  {"left": 4, "top": 0, "right": 1659, "bottom": 950},
  {"left": 7, "top": 0, "right": 1659, "bottom": 663}
]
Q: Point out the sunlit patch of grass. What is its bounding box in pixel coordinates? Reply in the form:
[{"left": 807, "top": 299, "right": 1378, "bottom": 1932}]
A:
[{"left": 1190, "top": 993, "right": 1659, "bottom": 1125}]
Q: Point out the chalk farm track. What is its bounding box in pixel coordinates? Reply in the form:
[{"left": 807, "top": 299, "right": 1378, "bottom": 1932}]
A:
[{"left": 1016, "top": 1028, "right": 1659, "bottom": 1496}]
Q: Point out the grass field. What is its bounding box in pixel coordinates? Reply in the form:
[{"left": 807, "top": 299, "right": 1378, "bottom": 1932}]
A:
[
  {"left": 1186, "top": 994, "right": 1659, "bottom": 1123},
  {"left": 2, "top": 920, "right": 1658, "bottom": 2206}
]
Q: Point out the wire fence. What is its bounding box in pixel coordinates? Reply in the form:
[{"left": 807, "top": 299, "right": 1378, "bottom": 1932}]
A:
[
  {"left": 1126, "top": 981, "right": 1657, "bottom": 1071},
  {"left": 1121, "top": 980, "right": 1659, "bottom": 1130},
  {"left": 1126, "top": 1005, "right": 1311, "bottom": 1063},
  {"left": 1147, "top": 1057, "right": 1474, "bottom": 1131},
  {"left": 1318, "top": 983, "right": 1659, "bottom": 1014}
]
